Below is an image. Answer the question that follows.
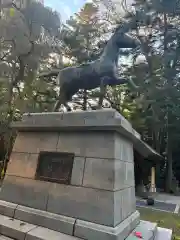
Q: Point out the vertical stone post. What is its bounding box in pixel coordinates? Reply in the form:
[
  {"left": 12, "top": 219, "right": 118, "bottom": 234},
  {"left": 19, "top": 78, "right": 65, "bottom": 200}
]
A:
[{"left": 150, "top": 166, "right": 156, "bottom": 193}]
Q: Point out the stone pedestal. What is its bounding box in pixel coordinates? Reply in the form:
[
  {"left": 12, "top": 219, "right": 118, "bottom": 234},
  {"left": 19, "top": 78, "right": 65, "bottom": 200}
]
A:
[{"left": 0, "top": 110, "right": 171, "bottom": 240}]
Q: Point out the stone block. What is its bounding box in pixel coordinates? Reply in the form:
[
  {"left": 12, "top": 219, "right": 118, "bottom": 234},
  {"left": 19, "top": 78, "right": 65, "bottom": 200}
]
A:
[
  {"left": 126, "top": 220, "right": 157, "bottom": 240},
  {"left": 123, "top": 187, "right": 136, "bottom": 218},
  {"left": 26, "top": 226, "right": 81, "bottom": 240},
  {"left": 13, "top": 132, "right": 59, "bottom": 154},
  {"left": 83, "top": 158, "right": 134, "bottom": 191},
  {"left": 130, "top": 187, "right": 136, "bottom": 214},
  {"left": 82, "top": 109, "right": 117, "bottom": 126},
  {"left": 155, "top": 227, "right": 172, "bottom": 240},
  {"left": 57, "top": 132, "right": 115, "bottom": 159},
  {"left": 71, "top": 157, "right": 85, "bottom": 186},
  {"left": 47, "top": 183, "right": 115, "bottom": 226},
  {"left": 0, "top": 214, "right": 36, "bottom": 240},
  {"left": 114, "top": 188, "right": 136, "bottom": 226},
  {"left": 14, "top": 205, "right": 75, "bottom": 235},
  {"left": 115, "top": 161, "right": 135, "bottom": 190},
  {"left": 0, "top": 176, "right": 50, "bottom": 210},
  {"left": 114, "top": 133, "right": 134, "bottom": 162},
  {"left": 124, "top": 162, "right": 135, "bottom": 187},
  {"left": 20, "top": 110, "right": 130, "bottom": 131},
  {"left": 84, "top": 132, "right": 115, "bottom": 158},
  {"left": 0, "top": 200, "right": 17, "bottom": 218},
  {"left": 114, "top": 111, "right": 132, "bottom": 133},
  {"left": 6, "top": 152, "right": 38, "bottom": 179},
  {"left": 56, "top": 132, "right": 86, "bottom": 157},
  {"left": 114, "top": 161, "right": 125, "bottom": 190},
  {"left": 74, "top": 210, "right": 140, "bottom": 240},
  {"left": 0, "top": 236, "right": 13, "bottom": 240},
  {"left": 83, "top": 157, "right": 115, "bottom": 190},
  {"left": 114, "top": 190, "right": 123, "bottom": 226}
]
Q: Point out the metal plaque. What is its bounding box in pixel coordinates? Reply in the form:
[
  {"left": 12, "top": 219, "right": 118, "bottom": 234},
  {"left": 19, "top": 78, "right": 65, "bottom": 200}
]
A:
[{"left": 36, "top": 151, "right": 74, "bottom": 184}]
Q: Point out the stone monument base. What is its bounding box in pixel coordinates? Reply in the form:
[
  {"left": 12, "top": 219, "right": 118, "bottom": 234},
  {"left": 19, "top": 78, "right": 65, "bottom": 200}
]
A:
[
  {"left": 0, "top": 110, "right": 172, "bottom": 240},
  {"left": 0, "top": 199, "right": 172, "bottom": 240}
]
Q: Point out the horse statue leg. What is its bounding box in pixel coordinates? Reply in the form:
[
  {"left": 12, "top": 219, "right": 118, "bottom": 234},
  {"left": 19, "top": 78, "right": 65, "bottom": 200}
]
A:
[
  {"left": 83, "top": 89, "right": 87, "bottom": 110},
  {"left": 98, "top": 77, "right": 108, "bottom": 108},
  {"left": 53, "top": 92, "right": 71, "bottom": 112},
  {"left": 53, "top": 98, "right": 62, "bottom": 112},
  {"left": 97, "top": 76, "right": 139, "bottom": 109}
]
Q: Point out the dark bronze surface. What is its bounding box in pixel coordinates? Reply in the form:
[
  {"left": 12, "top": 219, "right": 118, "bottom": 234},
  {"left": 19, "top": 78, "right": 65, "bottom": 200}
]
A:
[
  {"left": 36, "top": 151, "right": 74, "bottom": 184},
  {"left": 40, "top": 20, "right": 140, "bottom": 111}
]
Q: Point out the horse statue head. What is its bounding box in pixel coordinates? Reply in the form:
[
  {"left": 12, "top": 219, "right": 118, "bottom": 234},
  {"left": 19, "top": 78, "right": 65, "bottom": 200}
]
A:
[{"left": 113, "top": 23, "right": 140, "bottom": 49}]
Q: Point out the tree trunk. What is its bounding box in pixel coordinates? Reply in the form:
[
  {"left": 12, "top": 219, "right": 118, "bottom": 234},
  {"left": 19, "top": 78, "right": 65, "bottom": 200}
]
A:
[
  {"left": 163, "top": 12, "right": 173, "bottom": 193},
  {"left": 166, "top": 133, "right": 173, "bottom": 192}
]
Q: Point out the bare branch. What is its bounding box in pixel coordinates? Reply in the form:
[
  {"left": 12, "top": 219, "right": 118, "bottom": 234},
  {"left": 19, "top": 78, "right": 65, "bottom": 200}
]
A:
[{"left": 0, "top": 51, "right": 10, "bottom": 61}]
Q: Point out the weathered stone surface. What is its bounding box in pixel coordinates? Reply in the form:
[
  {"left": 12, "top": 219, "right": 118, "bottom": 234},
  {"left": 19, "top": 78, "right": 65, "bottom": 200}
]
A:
[
  {"left": 14, "top": 205, "right": 75, "bottom": 235},
  {"left": 71, "top": 157, "right": 85, "bottom": 186},
  {"left": 155, "top": 227, "right": 172, "bottom": 240},
  {"left": 114, "top": 187, "right": 136, "bottom": 227},
  {"left": 0, "top": 176, "right": 50, "bottom": 210},
  {"left": 82, "top": 157, "right": 115, "bottom": 190},
  {"left": 11, "top": 110, "right": 161, "bottom": 161},
  {"left": 124, "top": 162, "right": 135, "bottom": 187},
  {"left": 0, "top": 214, "right": 36, "bottom": 240},
  {"left": 114, "top": 161, "right": 126, "bottom": 190},
  {"left": 126, "top": 220, "right": 157, "bottom": 240},
  {"left": 114, "top": 133, "right": 134, "bottom": 162},
  {"left": 0, "top": 236, "right": 14, "bottom": 240},
  {"left": 0, "top": 178, "right": 135, "bottom": 228},
  {"left": 6, "top": 152, "right": 38, "bottom": 179},
  {"left": 74, "top": 210, "right": 140, "bottom": 240},
  {"left": 114, "top": 111, "right": 132, "bottom": 134},
  {"left": 57, "top": 131, "right": 115, "bottom": 159},
  {"left": 56, "top": 132, "right": 86, "bottom": 157},
  {"left": 47, "top": 183, "right": 115, "bottom": 227},
  {"left": 84, "top": 132, "right": 115, "bottom": 159},
  {"left": 13, "top": 132, "right": 59, "bottom": 154},
  {"left": 15, "top": 110, "right": 134, "bottom": 137},
  {"left": 0, "top": 200, "right": 17, "bottom": 218},
  {"left": 114, "top": 161, "right": 135, "bottom": 190},
  {"left": 119, "top": 187, "right": 136, "bottom": 222},
  {"left": 83, "top": 158, "right": 135, "bottom": 191},
  {"left": 26, "top": 226, "right": 81, "bottom": 240}
]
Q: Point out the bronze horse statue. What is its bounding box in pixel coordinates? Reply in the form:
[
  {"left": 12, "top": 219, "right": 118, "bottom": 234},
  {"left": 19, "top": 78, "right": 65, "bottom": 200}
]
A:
[{"left": 40, "top": 22, "right": 140, "bottom": 111}]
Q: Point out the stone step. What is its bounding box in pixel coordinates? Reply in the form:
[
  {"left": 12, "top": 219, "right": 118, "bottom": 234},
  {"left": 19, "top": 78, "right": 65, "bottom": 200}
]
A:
[
  {"left": 0, "top": 200, "right": 173, "bottom": 240},
  {"left": 0, "top": 214, "right": 81, "bottom": 240},
  {"left": 155, "top": 227, "right": 172, "bottom": 240},
  {"left": 0, "top": 200, "right": 141, "bottom": 240},
  {"left": 0, "top": 200, "right": 75, "bottom": 236},
  {"left": 0, "top": 236, "right": 14, "bottom": 240},
  {"left": 126, "top": 220, "right": 157, "bottom": 240}
]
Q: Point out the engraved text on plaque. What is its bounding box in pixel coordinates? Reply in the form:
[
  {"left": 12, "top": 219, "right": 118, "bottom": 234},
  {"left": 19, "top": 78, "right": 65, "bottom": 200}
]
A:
[{"left": 36, "top": 151, "right": 74, "bottom": 184}]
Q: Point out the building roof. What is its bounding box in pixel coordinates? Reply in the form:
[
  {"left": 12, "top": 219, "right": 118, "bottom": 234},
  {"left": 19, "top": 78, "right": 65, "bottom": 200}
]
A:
[{"left": 133, "top": 138, "right": 163, "bottom": 162}]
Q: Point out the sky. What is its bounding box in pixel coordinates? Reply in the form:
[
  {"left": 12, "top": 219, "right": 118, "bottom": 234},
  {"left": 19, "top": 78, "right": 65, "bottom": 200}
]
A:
[
  {"left": 44, "top": 0, "right": 88, "bottom": 21},
  {"left": 44, "top": 0, "right": 134, "bottom": 22}
]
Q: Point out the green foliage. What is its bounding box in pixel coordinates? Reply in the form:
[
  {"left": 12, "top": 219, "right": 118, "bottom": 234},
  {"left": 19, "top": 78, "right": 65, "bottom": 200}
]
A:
[
  {"left": 1, "top": 0, "right": 180, "bottom": 191},
  {"left": 61, "top": 2, "right": 104, "bottom": 63},
  {"left": 0, "top": 1, "right": 62, "bottom": 172}
]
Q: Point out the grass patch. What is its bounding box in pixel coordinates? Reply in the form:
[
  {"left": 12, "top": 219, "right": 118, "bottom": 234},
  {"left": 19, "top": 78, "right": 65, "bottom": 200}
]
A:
[{"left": 137, "top": 207, "right": 180, "bottom": 239}]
